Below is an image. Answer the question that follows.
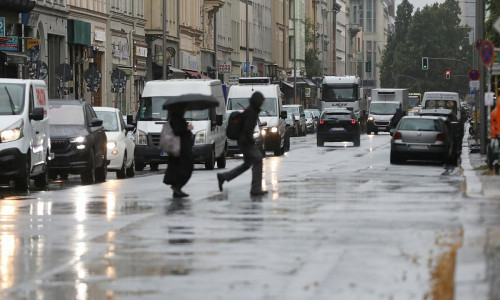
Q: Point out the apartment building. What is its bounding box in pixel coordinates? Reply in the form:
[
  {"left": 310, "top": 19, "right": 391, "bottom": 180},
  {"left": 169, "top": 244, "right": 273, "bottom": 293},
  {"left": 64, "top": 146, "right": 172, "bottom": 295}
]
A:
[{"left": 271, "top": 0, "right": 289, "bottom": 77}]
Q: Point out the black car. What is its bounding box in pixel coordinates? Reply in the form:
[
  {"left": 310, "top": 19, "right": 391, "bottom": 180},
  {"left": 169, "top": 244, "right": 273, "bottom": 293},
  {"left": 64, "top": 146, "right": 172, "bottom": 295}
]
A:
[
  {"left": 285, "top": 113, "right": 299, "bottom": 137},
  {"left": 317, "top": 108, "right": 360, "bottom": 147},
  {"left": 48, "top": 99, "right": 107, "bottom": 184}
]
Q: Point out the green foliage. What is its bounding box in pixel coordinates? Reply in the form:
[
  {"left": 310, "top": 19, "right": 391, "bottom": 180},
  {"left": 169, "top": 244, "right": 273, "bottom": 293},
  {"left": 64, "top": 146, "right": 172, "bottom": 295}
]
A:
[
  {"left": 304, "top": 18, "right": 321, "bottom": 78},
  {"left": 379, "top": 0, "right": 473, "bottom": 97},
  {"left": 485, "top": 0, "right": 500, "bottom": 46}
]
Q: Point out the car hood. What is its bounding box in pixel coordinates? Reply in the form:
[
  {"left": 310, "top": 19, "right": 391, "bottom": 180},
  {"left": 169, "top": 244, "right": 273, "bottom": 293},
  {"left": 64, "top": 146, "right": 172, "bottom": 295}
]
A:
[
  {"left": 259, "top": 116, "right": 279, "bottom": 127},
  {"left": 104, "top": 131, "right": 122, "bottom": 141},
  {"left": 0, "top": 115, "right": 23, "bottom": 131},
  {"left": 50, "top": 125, "right": 88, "bottom": 138}
]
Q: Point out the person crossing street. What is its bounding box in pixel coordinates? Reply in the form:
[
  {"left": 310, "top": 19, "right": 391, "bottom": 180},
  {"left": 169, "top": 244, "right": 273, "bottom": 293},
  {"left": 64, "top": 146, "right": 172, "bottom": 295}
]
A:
[{"left": 217, "top": 92, "right": 268, "bottom": 196}]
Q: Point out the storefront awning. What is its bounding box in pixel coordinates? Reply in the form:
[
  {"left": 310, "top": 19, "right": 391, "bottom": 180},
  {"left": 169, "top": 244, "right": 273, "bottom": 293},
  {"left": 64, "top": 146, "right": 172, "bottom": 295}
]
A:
[
  {"left": 2, "top": 0, "right": 35, "bottom": 13},
  {"left": 184, "top": 70, "right": 211, "bottom": 79},
  {"left": 0, "top": 51, "right": 28, "bottom": 65},
  {"left": 68, "top": 19, "right": 91, "bottom": 46}
]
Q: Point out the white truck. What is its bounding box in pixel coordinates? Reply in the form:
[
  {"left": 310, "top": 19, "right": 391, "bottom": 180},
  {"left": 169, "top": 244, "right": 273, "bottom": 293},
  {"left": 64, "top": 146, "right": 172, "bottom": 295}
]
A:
[
  {"left": 320, "top": 76, "right": 367, "bottom": 122},
  {"left": 367, "top": 88, "right": 409, "bottom": 134}
]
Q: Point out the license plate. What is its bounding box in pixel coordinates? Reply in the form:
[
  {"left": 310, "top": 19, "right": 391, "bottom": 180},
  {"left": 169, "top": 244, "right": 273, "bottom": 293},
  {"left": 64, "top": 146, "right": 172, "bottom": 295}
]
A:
[
  {"left": 160, "top": 151, "right": 169, "bottom": 157},
  {"left": 409, "top": 144, "right": 428, "bottom": 150},
  {"left": 329, "top": 128, "right": 345, "bottom": 131}
]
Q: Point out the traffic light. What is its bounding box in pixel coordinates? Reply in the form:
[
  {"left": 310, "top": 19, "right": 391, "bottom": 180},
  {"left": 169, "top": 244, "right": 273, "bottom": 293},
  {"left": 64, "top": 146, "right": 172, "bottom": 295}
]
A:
[
  {"left": 445, "top": 70, "right": 451, "bottom": 79},
  {"left": 422, "top": 57, "right": 429, "bottom": 70}
]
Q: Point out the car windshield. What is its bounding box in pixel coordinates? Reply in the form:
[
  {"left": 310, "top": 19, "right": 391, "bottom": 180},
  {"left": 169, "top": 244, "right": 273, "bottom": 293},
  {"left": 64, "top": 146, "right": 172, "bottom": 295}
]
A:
[
  {"left": 283, "top": 106, "right": 299, "bottom": 115},
  {"left": 423, "top": 99, "right": 458, "bottom": 115},
  {"left": 322, "top": 112, "right": 351, "bottom": 121},
  {"left": 95, "top": 111, "right": 119, "bottom": 131},
  {"left": 398, "top": 118, "right": 442, "bottom": 131},
  {"left": 227, "top": 97, "right": 277, "bottom": 116},
  {"left": 0, "top": 83, "right": 25, "bottom": 115},
  {"left": 409, "top": 96, "right": 420, "bottom": 108},
  {"left": 138, "top": 97, "right": 168, "bottom": 121},
  {"left": 370, "top": 102, "right": 400, "bottom": 115},
  {"left": 49, "top": 105, "right": 85, "bottom": 125},
  {"left": 322, "top": 86, "right": 357, "bottom": 102},
  {"left": 184, "top": 109, "right": 209, "bottom": 121},
  {"left": 304, "top": 111, "right": 314, "bottom": 118}
]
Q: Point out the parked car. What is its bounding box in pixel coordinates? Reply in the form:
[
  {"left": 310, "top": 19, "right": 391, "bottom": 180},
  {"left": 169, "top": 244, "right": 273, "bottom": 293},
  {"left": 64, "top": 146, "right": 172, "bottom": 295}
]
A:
[
  {"left": 226, "top": 111, "right": 266, "bottom": 156},
  {"left": 304, "top": 110, "right": 318, "bottom": 133},
  {"left": 317, "top": 108, "right": 360, "bottom": 147},
  {"left": 94, "top": 107, "right": 136, "bottom": 179},
  {"left": 48, "top": 99, "right": 107, "bottom": 184},
  {"left": 283, "top": 105, "right": 307, "bottom": 136},
  {"left": 285, "top": 112, "right": 299, "bottom": 137},
  {"left": 390, "top": 116, "right": 455, "bottom": 164}
]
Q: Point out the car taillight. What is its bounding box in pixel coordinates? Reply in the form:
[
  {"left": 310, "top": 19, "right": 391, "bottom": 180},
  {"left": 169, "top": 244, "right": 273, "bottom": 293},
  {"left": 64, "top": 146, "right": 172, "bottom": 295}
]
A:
[
  {"left": 393, "top": 132, "right": 402, "bottom": 140},
  {"left": 436, "top": 133, "right": 445, "bottom": 142},
  {"left": 351, "top": 120, "right": 356, "bottom": 124},
  {"left": 319, "top": 120, "right": 324, "bottom": 125}
]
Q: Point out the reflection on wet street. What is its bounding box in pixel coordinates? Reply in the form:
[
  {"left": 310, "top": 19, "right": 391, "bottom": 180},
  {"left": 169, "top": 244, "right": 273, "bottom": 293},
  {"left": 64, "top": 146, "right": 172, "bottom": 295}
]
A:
[{"left": 0, "top": 134, "right": 496, "bottom": 299}]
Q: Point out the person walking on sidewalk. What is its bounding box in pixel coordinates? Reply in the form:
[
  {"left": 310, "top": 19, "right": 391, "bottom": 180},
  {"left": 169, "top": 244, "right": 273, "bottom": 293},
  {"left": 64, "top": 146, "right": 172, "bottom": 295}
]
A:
[
  {"left": 163, "top": 104, "right": 194, "bottom": 198},
  {"left": 217, "top": 92, "right": 268, "bottom": 196}
]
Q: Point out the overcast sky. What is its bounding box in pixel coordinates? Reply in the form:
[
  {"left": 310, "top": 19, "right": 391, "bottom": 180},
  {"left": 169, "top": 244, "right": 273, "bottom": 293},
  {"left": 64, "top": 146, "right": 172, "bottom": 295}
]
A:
[{"left": 395, "top": 0, "right": 446, "bottom": 11}]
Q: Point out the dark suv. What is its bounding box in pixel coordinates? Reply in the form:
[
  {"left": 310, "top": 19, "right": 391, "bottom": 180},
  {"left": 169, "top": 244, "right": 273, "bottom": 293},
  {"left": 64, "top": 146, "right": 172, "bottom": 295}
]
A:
[{"left": 48, "top": 99, "right": 107, "bottom": 184}]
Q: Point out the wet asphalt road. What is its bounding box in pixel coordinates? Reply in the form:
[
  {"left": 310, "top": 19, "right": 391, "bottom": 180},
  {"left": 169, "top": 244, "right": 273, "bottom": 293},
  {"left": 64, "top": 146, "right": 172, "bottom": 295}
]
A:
[{"left": 0, "top": 133, "right": 470, "bottom": 299}]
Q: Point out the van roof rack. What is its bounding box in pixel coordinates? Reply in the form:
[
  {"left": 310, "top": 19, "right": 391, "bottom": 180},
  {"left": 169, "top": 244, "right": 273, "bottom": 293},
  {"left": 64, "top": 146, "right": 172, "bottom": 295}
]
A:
[{"left": 238, "top": 77, "right": 271, "bottom": 85}]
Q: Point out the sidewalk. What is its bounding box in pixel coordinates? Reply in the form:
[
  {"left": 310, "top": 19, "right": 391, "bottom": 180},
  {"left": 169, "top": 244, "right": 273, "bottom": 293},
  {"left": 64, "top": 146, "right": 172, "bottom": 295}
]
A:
[{"left": 455, "top": 129, "right": 500, "bottom": 299}]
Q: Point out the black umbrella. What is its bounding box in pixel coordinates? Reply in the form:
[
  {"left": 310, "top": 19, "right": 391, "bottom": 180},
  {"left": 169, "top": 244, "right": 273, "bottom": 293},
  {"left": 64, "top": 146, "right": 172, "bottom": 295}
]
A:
[{"left": 162, "top": 94, "right": 219, "bottom": 111}]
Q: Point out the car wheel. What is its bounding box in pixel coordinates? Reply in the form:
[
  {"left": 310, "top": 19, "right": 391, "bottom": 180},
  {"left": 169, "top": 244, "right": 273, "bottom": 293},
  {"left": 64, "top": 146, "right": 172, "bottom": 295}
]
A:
[
  {"left": 15, "top": 156, "right": 30, "bottom": 191},
  {"left": 126, "top": 160, "right": 135, "bottom": 177},
  {"left": 135, "top": 161, "right": 145, "bottom": 171},
  {"left": 150, "top": 163, "right": 159, "bottom": 171},
  {"left": 216, "top": 150, "right": 226, "bottom": 169},
  {"left": 81, "top": 149, "right": 95, "bottom": 184},
  {"left": 95, "top": 152, "right": 107, "bottom": 183},
  {"left": 273, "top": 143, "right": 281, "bottom": 156},
  {"left": 34, "top": 164, "right": 50, "bottom": 189},
  {"left": 205, "top": 147, "right": 215, "bottom": 170},
  {"left": 116, "top": 152, "right": 127, "bottom": 179},
  {"left": 353, "top": 135, "right": 361, "bottom": 147},
  {"left": 390, "top": 151, "right": 404, "bottom": 164},
  {"left": 317, "top": 138, "right": 324, "bottom": 147}
]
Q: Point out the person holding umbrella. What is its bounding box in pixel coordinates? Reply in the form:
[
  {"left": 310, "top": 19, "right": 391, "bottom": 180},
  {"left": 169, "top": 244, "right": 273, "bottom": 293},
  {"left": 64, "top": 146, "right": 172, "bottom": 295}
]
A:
[
  {"left": 217, "top": 92, "right": 268, "bottom": 196},
  {"left": 163, "top": 103, "right": 194, "bottom": 198}
]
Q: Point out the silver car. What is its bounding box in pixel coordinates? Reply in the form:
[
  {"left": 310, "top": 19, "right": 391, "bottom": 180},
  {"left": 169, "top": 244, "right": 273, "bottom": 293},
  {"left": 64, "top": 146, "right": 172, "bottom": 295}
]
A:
[{"left": 390, "top": 116, "right": 455, "bottom": 164}]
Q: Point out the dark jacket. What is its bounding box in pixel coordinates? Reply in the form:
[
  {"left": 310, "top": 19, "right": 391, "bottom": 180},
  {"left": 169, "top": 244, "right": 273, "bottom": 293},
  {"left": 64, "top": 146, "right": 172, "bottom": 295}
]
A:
[
  {"left": 239, "top": 102, "right": 261, "bottom": 146},
  {"left": 390, "top": 108, "right": 405, "bottom": 129}
]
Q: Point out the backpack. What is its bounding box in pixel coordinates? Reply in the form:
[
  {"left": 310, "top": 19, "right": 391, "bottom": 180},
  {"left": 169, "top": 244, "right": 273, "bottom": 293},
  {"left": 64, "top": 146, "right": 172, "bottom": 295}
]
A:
[{"left": 226, "top": 111, "right": 244, "bottom": 140}]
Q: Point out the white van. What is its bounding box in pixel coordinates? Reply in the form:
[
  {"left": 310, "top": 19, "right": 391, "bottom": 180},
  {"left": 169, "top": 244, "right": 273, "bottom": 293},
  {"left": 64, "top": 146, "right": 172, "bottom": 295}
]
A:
[
  {"left": 0, "top": 79, "right": 50, "bottom": 190},
  {"left": 226, "top": 77, "right": 288, "bottom": 156},
  {"left": 136, "top": 79, "right": 227, "bottom": 170},
  {"left": 422, "top": 92, "right": 461, "bottom": 121}
]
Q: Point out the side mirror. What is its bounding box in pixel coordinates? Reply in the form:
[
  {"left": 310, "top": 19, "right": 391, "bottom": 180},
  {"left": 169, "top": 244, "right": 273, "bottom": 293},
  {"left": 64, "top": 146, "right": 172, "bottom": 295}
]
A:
[
  {"left": 125, "top": 124, "right": 135, "bottom": 132},
  {"left": 390, "top": 128, "right": 396, "bottom": 136},
  {"left": 127, "top": 114, "right": 135, "bottom": 125},
  {"left": 260, "top": 121, "right": 267, "bottom": 127},
  {"left": 29, "top": 107, "right": 44, "bottom": 121},
  {"left": 91, "top": 118, "right": 103, "bottom": 127},
  {"left": 216, "top": 114, "right": 223, "bottom": 126},
  {"left": 280, "top": 111, "right": 287, "bottom": 119}
]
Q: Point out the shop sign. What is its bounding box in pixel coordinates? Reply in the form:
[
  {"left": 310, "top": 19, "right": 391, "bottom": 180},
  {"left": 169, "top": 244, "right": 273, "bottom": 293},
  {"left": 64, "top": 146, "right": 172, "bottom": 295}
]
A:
[
  {"left": 27, "top": 13, "right": 40, "bottom": 27},
  {"left": 94, "top": 30, "right": 106, "bottom": 42},
  {"left": 135, "top": 46, "right": 148, "bottom": 57},
  {"left": 27, "top": 39, "right": 40, "bottom": 51},
  {"left": 0, "top": 17, "right": 5, "bottom": 37},
  {"left": 218, "top": 60, "right": 231, "bottom": 74},
  {"left": 112, "top": 42, "right": 129, "bottom": 59},
  {"left": 0, "top": 36, "right": 19, "bottom": 52}
]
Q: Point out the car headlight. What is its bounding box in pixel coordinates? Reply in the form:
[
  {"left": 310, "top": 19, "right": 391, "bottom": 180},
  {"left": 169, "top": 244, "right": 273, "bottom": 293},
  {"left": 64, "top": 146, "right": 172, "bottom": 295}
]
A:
[
  {"left": 0, "top": 119, "right": 23, "bottom": 143},
  {"left": 368, "top": 116, "right": 374, "bottom": 121},
  {"left": 70, "top": 136, "right": 86, "bottom": 143},
  {"left": 136, "top": 130, "right": 147, "bottom": 145},
  {"left": 270, "top": 127, "right": 278, "bottom": 133},
  {"left": 195, "top": 130, "right": 206, "bottom": 145},
  {"left": 107, "top": 141, "right": 117, "bottom": 150},
  {"left": 261, "top": 129, "right": 267, "bottom": 136}
]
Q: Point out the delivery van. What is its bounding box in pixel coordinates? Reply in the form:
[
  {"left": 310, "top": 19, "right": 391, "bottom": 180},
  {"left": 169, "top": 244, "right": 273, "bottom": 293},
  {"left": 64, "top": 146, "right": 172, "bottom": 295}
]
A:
[
  {"left": 226, "top": 77, "right": 288, "bottom": 156},
  {"left": 0, "top": 79, "right": 51, "bottom": 190},
  {"left": 135, "top": 79, "right": 226, "bottom": 170},
  {"left": 422, "top": 92, "right": 461, "bottom": 121}
]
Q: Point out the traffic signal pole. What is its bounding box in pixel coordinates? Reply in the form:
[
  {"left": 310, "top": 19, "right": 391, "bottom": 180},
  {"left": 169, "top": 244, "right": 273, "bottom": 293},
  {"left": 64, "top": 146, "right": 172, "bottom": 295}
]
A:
[{"left": 477, "top": 0, "right": 486, "bottom": 154}]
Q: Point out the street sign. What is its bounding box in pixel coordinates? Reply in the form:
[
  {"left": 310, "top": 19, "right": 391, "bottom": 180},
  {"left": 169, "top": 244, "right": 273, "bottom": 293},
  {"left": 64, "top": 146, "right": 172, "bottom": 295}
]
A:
[
  {"left": 469, "top": 80, "right": 480, "bottom": 89},
  {"left": 27, "top": 39, "right": 40, "bottom": 51},
  {"left": 468, "top": 69, "right": 480, "bottom": 81},
  {"left": 228, "top": 75, "right": 239, "bottom": 85},
  {"left": 0, "top": 17, "right": 5, "bottom": 37},
  {"left": 218, "top": 60, "right": 231, "bottom": 74},
  {"left": 480, "top": 40, "right": 494, "bottom": 67}
]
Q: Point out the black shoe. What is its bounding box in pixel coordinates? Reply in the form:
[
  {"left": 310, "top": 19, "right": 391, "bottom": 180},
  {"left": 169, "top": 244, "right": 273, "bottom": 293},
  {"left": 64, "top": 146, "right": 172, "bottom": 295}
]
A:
[
  {"left": 172, "top": 187, "right": 189, "bottom": 198},
  {"left": 250, "top": 190, "right": 268, "bottom": 196},
  {"left": 217, "top": 173, "right": 225, "bottom": 192}
]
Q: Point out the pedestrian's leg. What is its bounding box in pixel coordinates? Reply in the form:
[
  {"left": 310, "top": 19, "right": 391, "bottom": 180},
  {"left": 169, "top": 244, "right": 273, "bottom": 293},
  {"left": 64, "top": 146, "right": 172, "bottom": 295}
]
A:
[{"left": 247, "top": 145, "right": 264, "bottom": 193}]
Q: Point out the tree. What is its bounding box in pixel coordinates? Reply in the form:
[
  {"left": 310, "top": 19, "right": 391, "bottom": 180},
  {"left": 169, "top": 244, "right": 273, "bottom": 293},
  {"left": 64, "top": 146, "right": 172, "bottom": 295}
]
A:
[
  {"left": 304, "top": 18, "right": 321, "bottom": 78},
  {"left": 485, "top": 0, "right": 500, "bottom": 46}
]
